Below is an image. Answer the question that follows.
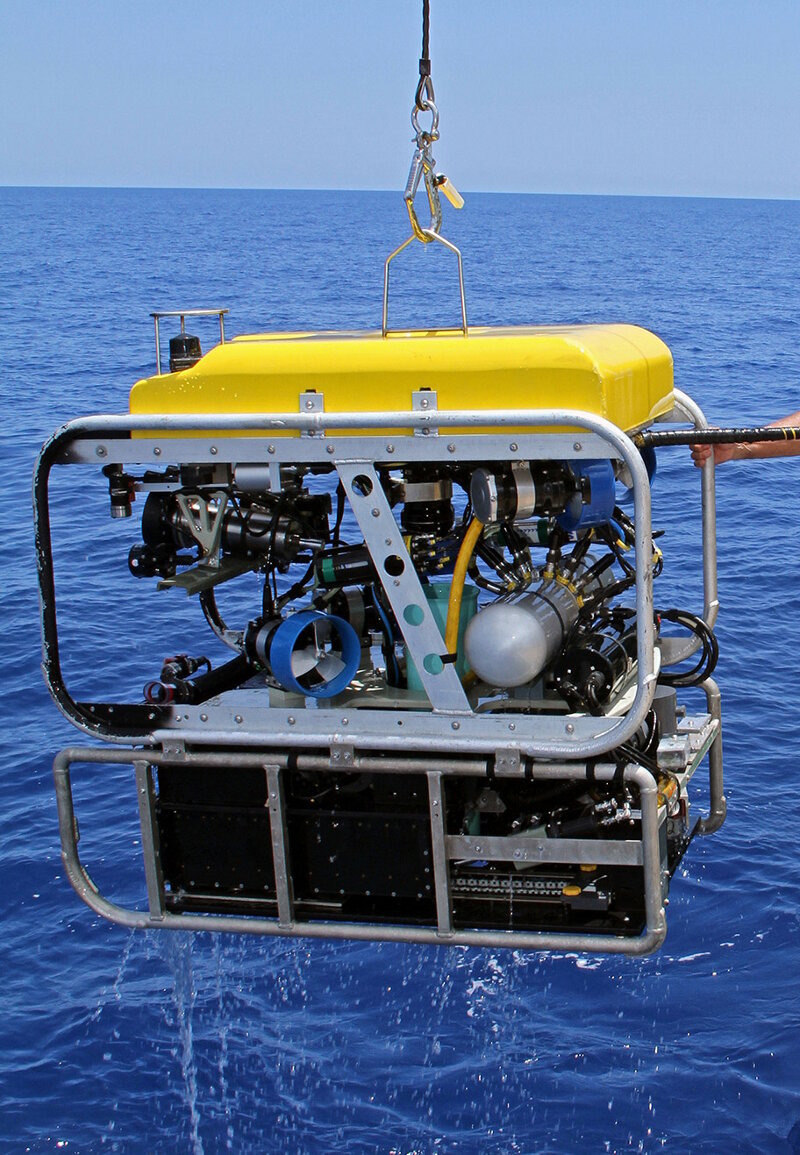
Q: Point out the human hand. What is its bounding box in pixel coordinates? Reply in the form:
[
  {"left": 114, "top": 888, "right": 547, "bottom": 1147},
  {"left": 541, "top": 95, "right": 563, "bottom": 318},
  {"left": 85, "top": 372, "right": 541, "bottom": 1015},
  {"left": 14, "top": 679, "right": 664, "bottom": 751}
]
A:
[{"left": 690, "top": 439, "right": 736, "bottom": 468}]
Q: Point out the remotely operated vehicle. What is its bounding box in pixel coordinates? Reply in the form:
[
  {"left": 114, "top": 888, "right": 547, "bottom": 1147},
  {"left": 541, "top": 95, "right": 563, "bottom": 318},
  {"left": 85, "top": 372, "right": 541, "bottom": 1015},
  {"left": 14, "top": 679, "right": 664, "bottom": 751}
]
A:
[
  {"left": 35, "top": 15, "right": 727, "bottom": 957},
  {"left": 35, "top": 296, "right": 726, "bottom": 957}
]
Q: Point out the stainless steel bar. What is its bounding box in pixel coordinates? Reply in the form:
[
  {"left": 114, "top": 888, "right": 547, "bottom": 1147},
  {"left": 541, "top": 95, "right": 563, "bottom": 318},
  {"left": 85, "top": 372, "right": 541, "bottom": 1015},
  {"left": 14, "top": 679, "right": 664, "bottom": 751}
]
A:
[
  {"left": 446, "top": 834, "right": 644, "bottom": 868},
  {"left": 337, "top": 460, "right": 470, "bottom": 713},
  {"left": 634, "top": 765, "right": 667, "bottom": 939},
  {"left": 265, "top": 766, "right": 294, "bottom": 926},
  {"left": 669, "top": 389, "right": 719, "bottom": 648},
  {"left": 153, "top": 316, "right": 161, "bottom": 375},
  {"left": 427, "top": 771, "right": 454, "bottom": 936},
  {"left": 696, "top": 677, "right": 726, "bottom": 835},
  {"left": 39, "top": 406, "right": 667, "bottom": 436},
  {"left": 134, "top": 760, "right": 165, "bottom": 919}
]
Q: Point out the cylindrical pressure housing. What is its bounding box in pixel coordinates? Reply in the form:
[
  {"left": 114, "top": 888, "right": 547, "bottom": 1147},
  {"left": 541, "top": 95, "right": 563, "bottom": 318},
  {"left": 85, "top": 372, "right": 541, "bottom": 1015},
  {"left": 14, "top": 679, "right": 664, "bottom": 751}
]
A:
[{"left": 464, "top": 581, "right": 582, "bottom": 688}]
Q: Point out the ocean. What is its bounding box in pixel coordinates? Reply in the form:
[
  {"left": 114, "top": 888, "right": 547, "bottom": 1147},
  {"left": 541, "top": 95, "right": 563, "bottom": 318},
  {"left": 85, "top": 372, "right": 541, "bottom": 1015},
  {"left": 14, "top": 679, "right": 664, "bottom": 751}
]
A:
[{"left": 2, "top": 186, "right": 800, "bottom": 1153}]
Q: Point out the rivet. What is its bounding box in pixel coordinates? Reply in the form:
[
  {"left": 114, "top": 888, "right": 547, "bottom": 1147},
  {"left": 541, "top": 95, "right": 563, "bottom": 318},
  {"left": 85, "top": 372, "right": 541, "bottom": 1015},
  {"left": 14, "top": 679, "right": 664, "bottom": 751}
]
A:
[
  {"left": 565, "top": 722, "right": 575, "bottom": 734},
  {"left": 326, "top": 444, "right": 335, "bottom": 454},
  {"left": 153, "top": 447, "right": 162, "bottom": 457},
  {"left": 287, "top": 715, "right": 296, "bottom": 725},
  {"left": 386, "top": 444, "right": 395, "bottom": 454},
  {"left": 305, "top": 399, "right": 314, "bottom": 410},
  {"left": 509, "top": 442, "right": 518, "bottom": 452},
  {"left": 341, "top": 717, "right": 349, "bottom": 726},
  {"left": 371, "top": 508, "right": 380, "bottom": 518},
  {"left": 268, "top": 445, "right": 275, "bottom": 455},
  {"left": 452, "top": 721, "right": 460, "bottom": 730},
  {"left": 234, "top": 714, "right": 243, "bottom": 724},
  {"left": 573, "top": 442, "right": 582, "bottom": 452},
  {"left": 420, "top": 398, "right": 429, "bottom": 409},
  {"left": 448, "top": 443, "right": 456, "bottom": 453},
  {"left": 200, "top": 713, "right": 208, "bottom": 722},
  {"left": 210, "top": 445, "right": 218, "bottom": 455},
  {"left": 95, "top": 445, "right": 107, "bottom": 458},
  {"left": 509, "top": 722, "right": 516, "bottom": 731}
]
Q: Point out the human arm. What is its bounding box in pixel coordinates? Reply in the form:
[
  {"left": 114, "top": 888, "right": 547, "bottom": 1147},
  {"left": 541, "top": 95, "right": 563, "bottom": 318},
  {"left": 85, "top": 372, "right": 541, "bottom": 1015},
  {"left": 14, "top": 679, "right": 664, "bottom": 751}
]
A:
[{"left": 690, "top": 410, "right": 800, "bottom": 467}]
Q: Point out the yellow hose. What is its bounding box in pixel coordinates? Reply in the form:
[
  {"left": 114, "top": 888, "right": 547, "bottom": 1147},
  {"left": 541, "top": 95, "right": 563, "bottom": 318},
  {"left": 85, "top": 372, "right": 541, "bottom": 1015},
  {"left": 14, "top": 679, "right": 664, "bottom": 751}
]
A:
[{"left": 445, "top": 517, "right": 483, "bottom": 655}]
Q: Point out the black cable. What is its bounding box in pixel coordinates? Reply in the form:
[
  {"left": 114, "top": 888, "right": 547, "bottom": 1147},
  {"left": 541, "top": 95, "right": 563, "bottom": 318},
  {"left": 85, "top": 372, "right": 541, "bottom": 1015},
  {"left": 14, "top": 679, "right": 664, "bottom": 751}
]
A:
[
  {"left": 634, "top": 425, "right": 800, "bottom": 450},
  {"left": 415, "top": 0, "right": 435, "bottom": 108},
  {"left": 332, "top": 481, "right": 346, "bottom": 548},
  {"left": 658, "top": 608, "right": 719, "bottom": 687}
]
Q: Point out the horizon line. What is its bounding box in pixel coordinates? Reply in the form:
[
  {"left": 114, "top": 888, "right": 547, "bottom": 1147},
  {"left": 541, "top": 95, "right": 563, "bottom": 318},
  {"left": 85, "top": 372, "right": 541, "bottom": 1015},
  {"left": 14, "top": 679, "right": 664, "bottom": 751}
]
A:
[{"left": 2, "top": 183, "right": 799, "bottom": 204}]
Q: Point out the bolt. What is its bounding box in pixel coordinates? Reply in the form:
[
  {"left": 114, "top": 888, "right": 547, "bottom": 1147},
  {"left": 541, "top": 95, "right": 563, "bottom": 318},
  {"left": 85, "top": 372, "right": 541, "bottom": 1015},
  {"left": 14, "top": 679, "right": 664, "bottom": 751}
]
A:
[
  {"left": 305, "top": 399, "right": 314, "bottom": 410},
  {"left": 95, "top": 445, "right": 107, "bottom": 458},
  {"left": 420, "top": 398, "right": 429, "bottom": 409},
  {"left": 268, "top": 444, "right": 275, "bottom": 454}
]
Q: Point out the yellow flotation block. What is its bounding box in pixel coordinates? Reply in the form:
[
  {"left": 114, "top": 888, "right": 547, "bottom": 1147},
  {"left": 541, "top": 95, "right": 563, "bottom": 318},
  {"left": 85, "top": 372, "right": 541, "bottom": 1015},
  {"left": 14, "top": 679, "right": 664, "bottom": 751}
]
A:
[{"left": 129, "top": 323, "right": 673, "bottom": 436}]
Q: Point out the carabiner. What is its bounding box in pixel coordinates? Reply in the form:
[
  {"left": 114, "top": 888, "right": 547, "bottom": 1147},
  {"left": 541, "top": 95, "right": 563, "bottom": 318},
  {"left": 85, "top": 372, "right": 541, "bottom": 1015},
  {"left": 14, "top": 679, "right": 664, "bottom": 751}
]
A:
[{"left": 404, "top": 146, "right": 442, "bottom": 242}]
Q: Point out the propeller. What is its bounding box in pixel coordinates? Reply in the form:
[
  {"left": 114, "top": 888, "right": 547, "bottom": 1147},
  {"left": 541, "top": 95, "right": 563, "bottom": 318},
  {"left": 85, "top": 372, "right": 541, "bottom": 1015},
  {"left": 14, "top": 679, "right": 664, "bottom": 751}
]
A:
[{"left": 266, "top": 610, "right": 361, "bottom": 698}]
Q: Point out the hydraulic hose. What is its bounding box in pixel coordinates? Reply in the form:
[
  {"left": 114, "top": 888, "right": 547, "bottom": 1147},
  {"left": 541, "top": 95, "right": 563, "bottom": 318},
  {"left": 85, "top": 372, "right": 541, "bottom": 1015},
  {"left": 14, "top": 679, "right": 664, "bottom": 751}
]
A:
[{"left": 445, "top": 516, "right": 483, "bottom": 655}]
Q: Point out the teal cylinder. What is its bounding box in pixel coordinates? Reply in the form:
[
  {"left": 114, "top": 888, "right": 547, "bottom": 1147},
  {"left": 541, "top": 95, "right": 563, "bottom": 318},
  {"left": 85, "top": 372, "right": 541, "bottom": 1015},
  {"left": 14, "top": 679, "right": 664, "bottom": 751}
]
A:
[{"left": 406, "top": 581, "right": 479, "bottom": 691}]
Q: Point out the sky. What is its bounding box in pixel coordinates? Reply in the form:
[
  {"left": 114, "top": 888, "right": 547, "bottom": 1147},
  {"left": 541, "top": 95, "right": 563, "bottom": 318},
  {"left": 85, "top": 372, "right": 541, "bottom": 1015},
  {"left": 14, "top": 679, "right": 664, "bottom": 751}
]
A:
[{"left": 2, "top": 0, "right": 799, "bottom": 199}]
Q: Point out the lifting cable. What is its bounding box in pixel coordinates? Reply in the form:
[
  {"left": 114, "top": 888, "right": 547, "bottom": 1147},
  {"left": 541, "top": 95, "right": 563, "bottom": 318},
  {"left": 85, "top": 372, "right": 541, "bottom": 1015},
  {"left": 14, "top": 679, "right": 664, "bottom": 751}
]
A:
[
  {"left": 416, "top": 0, "right": 434, "bottom": 109},
  {"left": 383, "top": 0, "right": 468, "bottom": 334}
]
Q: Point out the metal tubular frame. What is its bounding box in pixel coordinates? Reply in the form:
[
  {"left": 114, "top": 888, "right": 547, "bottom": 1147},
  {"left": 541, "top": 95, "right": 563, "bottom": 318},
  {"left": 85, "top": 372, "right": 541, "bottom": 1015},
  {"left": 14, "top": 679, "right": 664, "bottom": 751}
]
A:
[
  {"left": 34, "top": 406, "right": 658, "bottom": 757},
  {"left": 38, "top": 393, "right": 724, "bottom": 954},
  {"left": 53, "top": 744, "right": 692, "bottom": 955}
]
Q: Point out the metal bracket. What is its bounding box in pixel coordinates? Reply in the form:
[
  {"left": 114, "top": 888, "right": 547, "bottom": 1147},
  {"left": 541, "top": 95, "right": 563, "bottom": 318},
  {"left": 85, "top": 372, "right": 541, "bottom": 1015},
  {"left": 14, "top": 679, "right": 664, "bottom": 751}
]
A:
[
  {"left": 174, "top": 491, "right": 228, "bottom": 568},
  {"left": 412, "top": 389, "right": 438, "bottom": 437},
  {"left": 330, "top": 743, "right": 355, "bottom": 767},
  {"left": 300, "top": 391, "right": 325, "bottom": 438},
  {"left": 494, "top": 748, "right": 521, "bottom": 776}
]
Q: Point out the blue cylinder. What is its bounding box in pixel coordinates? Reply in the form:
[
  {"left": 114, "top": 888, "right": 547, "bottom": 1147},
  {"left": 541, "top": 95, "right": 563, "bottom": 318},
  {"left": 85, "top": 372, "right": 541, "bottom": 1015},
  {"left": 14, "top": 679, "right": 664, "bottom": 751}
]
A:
[
  {"left": 269, "top": 610, "right": 361, "bottom": 699},
  {"left": 558, "top": 460, "right": 616, "bottom": 531}
]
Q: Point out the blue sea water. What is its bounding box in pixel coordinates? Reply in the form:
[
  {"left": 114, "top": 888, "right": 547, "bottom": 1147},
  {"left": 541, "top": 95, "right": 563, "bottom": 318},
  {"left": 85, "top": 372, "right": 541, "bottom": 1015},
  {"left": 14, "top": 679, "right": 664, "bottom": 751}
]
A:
[{"left": 2, "top": 186, "right": 800, "bottom": 1154}]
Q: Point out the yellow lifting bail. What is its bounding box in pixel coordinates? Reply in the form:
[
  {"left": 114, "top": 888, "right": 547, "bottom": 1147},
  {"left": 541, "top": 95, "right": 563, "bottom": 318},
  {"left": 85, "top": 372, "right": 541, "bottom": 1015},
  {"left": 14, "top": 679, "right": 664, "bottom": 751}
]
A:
[{"left": 129, "top": 323, "right": 673, "bottom": 436}]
